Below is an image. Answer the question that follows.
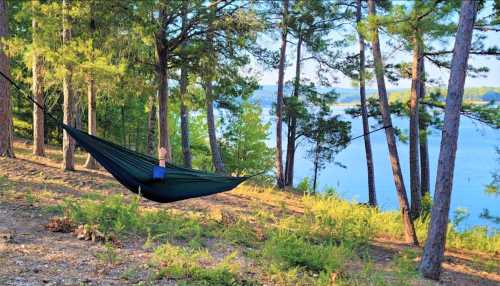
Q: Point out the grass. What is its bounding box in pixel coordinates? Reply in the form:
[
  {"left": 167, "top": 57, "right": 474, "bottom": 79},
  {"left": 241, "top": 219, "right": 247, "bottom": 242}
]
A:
[
  {"left": 3, "top": 142, "right": 499, "bottom": 285},
  {"left": 151, "top": 243, "right": 249, "bottom": 285},
  {"left": 52, "top": 187, "right": 499, "bottom": 285}
]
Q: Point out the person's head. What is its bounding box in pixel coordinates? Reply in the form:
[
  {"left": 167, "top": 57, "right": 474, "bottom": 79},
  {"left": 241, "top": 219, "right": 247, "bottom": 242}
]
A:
[{"left": 159, "top": 147, "right": 167, "bottom": 158}]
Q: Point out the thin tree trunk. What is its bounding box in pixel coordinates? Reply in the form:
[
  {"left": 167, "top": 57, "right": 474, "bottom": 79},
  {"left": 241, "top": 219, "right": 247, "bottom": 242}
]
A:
[
  {"left": 32, "top": 6, "right": 44, "bottom": 156},
  {"left": 275, "top": 0, "right": 289, "bottom": 189},
  {"left": 418, "top": 57, "right": 430, "bottom": 197},
  {"left": 420, "top": 1, "right": 477, "bottom": 279},
  {"left": 146, "top": 95, "right": 156, "bottom": 156},
  {"left": 0, "top": 0, "right": 13, "bottom": 158},
  {"left": 205, "top": 81, "right": 225, "bottom": 173},
  {"left": 73, "top": 91, "right": 81, "bottom": 130},
  {"left": 121, "top": 105, "right": 126, "bottom": 146},
  {"left": 62, "top": 0, "right": 75, "bottom": 171},
  {"left": 179, "top": 67, "right": 192, "bottom": 168},
  {"left": 367, "top": 0, "right": 418, "bottom": 245},
  {"left": 312, "top": 141, "right": 320, "bottom": 194},
  {"left": 285, "top": 33, "right": 301, "bottom": 187},
  {"left": 84, "top": 4, "right": 97, "bottom": 169},
  {"left": 84, "top": 74, "right": 98, "bottom": 169},
  {"left": 155, "top": 8, "right": 172, "bottom": 162},
  {"left": 409, "top": 34, "right": 422, "bottom": 219},
  {"left": 357, "top": 0, "right": 376, "bottom": 207},
  {"left": 179, "top": 3, "right": 192, "bottom": 168}
]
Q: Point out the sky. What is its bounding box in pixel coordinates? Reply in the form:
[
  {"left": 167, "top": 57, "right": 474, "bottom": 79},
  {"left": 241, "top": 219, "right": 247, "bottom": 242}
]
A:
[{"left": 251, "top": 3, "right": 500, "bottom": 90}]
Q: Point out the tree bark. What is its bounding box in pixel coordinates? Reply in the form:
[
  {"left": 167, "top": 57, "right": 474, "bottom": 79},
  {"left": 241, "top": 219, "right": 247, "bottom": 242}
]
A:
[
  {"left": 367, "top": 0, "right": 418, "bottom": 245},
  {"left": 155, "top": 8, "right": 172, "bottom": 163},
  {"left": 285, "top": 33, "right": 301, "bottom": 187},
  {"left": 84, "top": 74, "right": 98, "bottom": 169},
  {"left": 275, "top": 0, "right": 289, "bottom": 189},
  {"left": 409, "top": 34, "right": 422, "bottom": 219},
  {"left": 62, "top": 0, "right": 75, "bottom": 171},
  {"left": 420, "top": 0, "right": 477, "bottom": 280},
  {"left": 84, "top": 4, "right": 97, "bottom": 169},
  {"left": 32, "top": 6, "right": 44, "bottom": 157},
  {"left": 357, "top": 0, "right": 376, "bottom": 207},
  {"left": 312, "top": 140, "right": 320, "bottom": 194},
  {"left": 205, "top": 81, "right": 225, "bottom": 173},
  {"left": 179, "top": 3, "right": 192, "bottom": 169},
  {"left": 146, "top": 94, "right": 156, "bottom": 156},
  {"left": 179, "top": 67, "right": 192, "bottom": 168},
  {"left": 0, "top": 0, "right": 13, "bottom": 158},
  {"left": 418, "top": 57, "right": 430, "bottom": 197}
]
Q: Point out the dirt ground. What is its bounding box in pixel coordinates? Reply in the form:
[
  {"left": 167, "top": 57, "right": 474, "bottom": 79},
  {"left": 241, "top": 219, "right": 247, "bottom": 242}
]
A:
[{"left": 0, "top": 142, "right": 499, "bottom": 285}]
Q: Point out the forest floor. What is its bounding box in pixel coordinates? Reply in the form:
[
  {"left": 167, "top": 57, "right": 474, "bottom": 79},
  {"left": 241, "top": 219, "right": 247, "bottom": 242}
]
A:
[{"left": 0, "top": 140, "right": 499, "bottom": 285}]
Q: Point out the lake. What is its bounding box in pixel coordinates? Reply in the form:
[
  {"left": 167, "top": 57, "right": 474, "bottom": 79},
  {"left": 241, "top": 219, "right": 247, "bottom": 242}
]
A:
[{"left": 251, "top": 86, "right": 499, "bottom": 229}]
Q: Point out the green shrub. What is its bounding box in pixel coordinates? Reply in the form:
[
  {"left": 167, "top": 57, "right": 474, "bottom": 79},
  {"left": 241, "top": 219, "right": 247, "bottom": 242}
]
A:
[
  {"left": 63, "top": 195, "right": 214, "bottom": 243},
  {"left": 151, "top": 243, "right": 246, "bottom": 285},
  {"left": 262, "top": 230, "right": 352, "bottom": 274}
]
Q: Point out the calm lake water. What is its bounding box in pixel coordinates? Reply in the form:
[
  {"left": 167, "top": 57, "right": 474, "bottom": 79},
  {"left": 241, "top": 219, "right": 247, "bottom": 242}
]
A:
[{"left": 252, "top": 87, "right": 499, "bottom": 229}]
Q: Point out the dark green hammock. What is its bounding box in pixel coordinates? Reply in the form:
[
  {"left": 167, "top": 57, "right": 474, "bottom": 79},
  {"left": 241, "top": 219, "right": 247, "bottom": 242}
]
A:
[
  {"left": 62, "top": 124, "right": 248, "bottom": 203},
  {"left": 0, "top": 69, "right": 248, "bottom": 204}
]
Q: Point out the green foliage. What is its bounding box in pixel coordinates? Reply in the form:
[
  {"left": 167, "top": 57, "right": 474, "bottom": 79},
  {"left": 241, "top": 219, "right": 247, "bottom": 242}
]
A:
[
  {"left": 95, "top": 242, "right": 120, "bottom": 265},
  {"left": 62, "top": 195, "right": 214, "bottom": 243},
  {"left": 262, "top": 231, "right": 352, "bottom": 274},
  {"left": 296, "top": 177, "right": 312, "bottom": 194},
  {"left": 151, "top": 243, "right": 248, "bottom": 286},
  {"left": 221, "top": 101, "right": 274, "bottom": 176}
]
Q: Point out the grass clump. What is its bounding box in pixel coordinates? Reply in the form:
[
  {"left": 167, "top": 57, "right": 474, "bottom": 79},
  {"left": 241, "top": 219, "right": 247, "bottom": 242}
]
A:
[
  {"left": 151, "top": 243, "right": 249, "bottom": 285},
  {"left": 261, "top": 230, "right": 353, "bottom": 285},
  {"left": 62, "top": 194, "right": 215, "bottom": 244}
]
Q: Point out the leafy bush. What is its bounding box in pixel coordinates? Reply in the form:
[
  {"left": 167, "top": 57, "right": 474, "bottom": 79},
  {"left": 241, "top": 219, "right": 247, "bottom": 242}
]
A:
[
  {"left": 63, "top": 195, "right": 215, "bottom": 243},
  {"left": 262, "top": 231, "right": 352, "bottom": 274},
  {"left": 151, "top": 243, "right": 246, "bottom": 285}
]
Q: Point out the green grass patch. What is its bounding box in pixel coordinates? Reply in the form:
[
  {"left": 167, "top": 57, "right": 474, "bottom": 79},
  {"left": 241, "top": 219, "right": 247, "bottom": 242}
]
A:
[
  {"left": 151, "top": 243, "right": 253, "bottom": 285},
  {"left": 62, "top": 194, "right": 216, "bottom": 243}
]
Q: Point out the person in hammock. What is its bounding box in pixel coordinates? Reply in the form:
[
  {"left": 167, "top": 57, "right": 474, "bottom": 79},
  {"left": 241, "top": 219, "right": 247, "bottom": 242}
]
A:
[{"left": 153, "top": 147, "right": 168, "bottom": 180}]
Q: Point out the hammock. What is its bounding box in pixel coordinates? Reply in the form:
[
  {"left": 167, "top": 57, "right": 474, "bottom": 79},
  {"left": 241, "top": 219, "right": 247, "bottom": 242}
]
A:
[
  {"left": 63, "top": 124, "right": 248, "bottom": 203},
  {"left": 0, "top": 69, "right": 249, "bottom": 203}
]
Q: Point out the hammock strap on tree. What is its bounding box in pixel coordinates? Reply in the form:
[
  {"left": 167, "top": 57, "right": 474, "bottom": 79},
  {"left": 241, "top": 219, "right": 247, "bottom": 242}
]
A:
[{"left": 0, "top": 69, "right": 248, "bottom": 203}]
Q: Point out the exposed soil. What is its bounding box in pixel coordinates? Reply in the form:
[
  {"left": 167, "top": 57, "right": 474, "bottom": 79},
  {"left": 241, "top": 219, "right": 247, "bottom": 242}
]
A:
[{"left": 0, "top": 142, "right": 499, "bottom": 285}]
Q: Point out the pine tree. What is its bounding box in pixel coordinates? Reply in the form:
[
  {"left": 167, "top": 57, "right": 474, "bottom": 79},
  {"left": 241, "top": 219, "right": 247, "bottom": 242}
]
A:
[
  {"left": 420, "top": 0, "right": 478, "bottom": 279},
  {"left": 367, "top": 0, "right": 418, "bottom": 245},
  {"left": 0, "top": 0, "right": 13, "bottom": 158}
]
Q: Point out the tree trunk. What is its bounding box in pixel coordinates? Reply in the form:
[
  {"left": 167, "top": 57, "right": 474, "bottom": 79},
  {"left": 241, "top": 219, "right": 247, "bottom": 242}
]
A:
[
  {"left": 409, "top": 34, "right": 422, "bottom": 219},
  {"left": 146, "top": 94, "right": 156, "bottom": 156},
  {"left": 179, "top": 3, "right": 192, "bottom": 169},
  {"left": 205, "top": 81, "right": 225, "bottom": 173},
  {"left": 73, "top": 91, "right": 81, "bottom": 130},
  {"left": 275, "top": 0, "right": 289, "bottom": 189},
  {"left": 32, "top": 9, "right": 44, "bottom": 157},
  {"left": 84, "top": 4, "right": 97, "bottom": 169},
  {"left": 357, "top": 0, "right": 376, "bottom": 207},
  {"left": 418, "top": 57, "right": 430, "bottom": 197},
  {"left": 155, "top": 8, "right": 172, "bottom": 162},
  {"left": 84, "top": 74, "right": 98, "bottom": 169},
  {"left": 367, "top": 0, "right": 418, "bottom": 245},
  {"left": 312, "top": 141, "right": 320, "bottom": 194},
  {"left": 62, "top": 0, "right": 75, "bottom": 171},
  {"left": 419, "top": 1, "right": 477, "bottom": 280},
  {"left": 121, "top": 105, "right": 126, "bottom": 146},
  {"left": 0, "top": 0, "right": 13, "bottom": 158},
  {"left": 179, "top": 67, "right": 192, "bottom": 168},
  {"left": 285, "top": 33, "right": 301, "bottom": 187}
]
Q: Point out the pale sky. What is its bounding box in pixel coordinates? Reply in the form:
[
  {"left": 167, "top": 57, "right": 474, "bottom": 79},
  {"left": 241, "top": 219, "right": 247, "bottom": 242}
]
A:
[{"left": 252, "top": 5, "right": 500, "bottom": 90}]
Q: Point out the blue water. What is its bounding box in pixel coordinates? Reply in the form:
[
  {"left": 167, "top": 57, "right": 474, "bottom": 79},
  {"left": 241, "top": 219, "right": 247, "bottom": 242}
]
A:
[{"left": 251, "top": 86, "right": 499, "bottom": 228}]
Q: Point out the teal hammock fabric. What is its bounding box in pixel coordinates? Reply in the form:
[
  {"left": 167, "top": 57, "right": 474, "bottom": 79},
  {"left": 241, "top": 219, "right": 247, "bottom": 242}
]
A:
[{"left": 62, "top": 124, "right": 248, "bottom": 203}]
